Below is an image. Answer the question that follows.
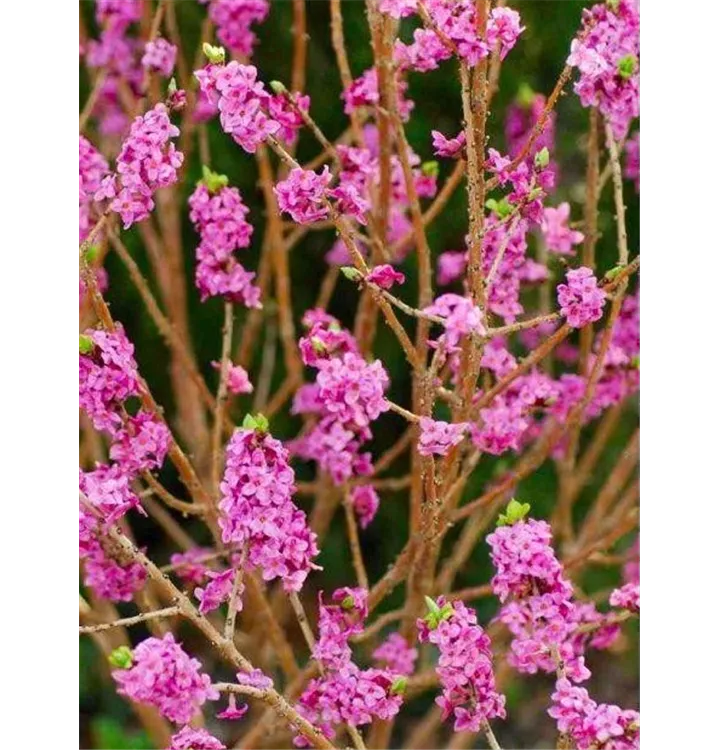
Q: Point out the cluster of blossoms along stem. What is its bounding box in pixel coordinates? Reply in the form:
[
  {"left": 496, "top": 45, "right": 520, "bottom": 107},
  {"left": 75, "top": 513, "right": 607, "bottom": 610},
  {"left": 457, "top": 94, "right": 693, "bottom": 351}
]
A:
[
  {"left": 418, "top": 417, "right": 468, "bottom": 457},
  {"left": 436, "top": 146, "right": 556, "bottom": 324},
  {"left": 79, "top": 327, "right": 171, "bottom": 600},
  {"left": 487, "top": 504, "right": 630, "bottom": 685},
  {"left": 112, "top": 634, "right": 219, "bottom": 725},
  {"left": 204, "top": 0, "right": 270, "bottom": 58},
  {"left": 141, "top": 37, "right": 176, "bottom": 77},
  {"left": 291, "top": 310, "right": 390, "bottom": 485},
  {"left": 83, "top": 0, "right": 143, "bottom": 135},
  {"left": 79, "top": 136, "right": 109, "bottom": 243},
  {"left": 418, "top": 597, "right": 506, "bottom": 733},
  {"left": 79, "top": 467, "right": 147, "bottom": 601},
  {"left": 381, "top": 1, "right": 524, "bottom": 66},
  {"left": 295, "top": 588, "right": 406, "bottom": 745},
  {"left": 324, "top": 130, "right": 437, "bottom": 265},
  {"left": 95, "top": 103, "right": 183, "bottom": 228},
  {"left": 557, "top": 267, "right": 607, "bottom": 328},
  {"left": 549, "top": 678, "right": 639, "bottom": 749},
  {"left": 219, "top": 418, "right": 319, "bottom": 592},
  {"left": 188, "top": 170, "right": 261, "bottom": 307},
  {"left": 568, "top": 0, "right": 640, "bottom": 139},
  {"left": 169, "top": 726, "right": 226, "bottom": 750},
  {"left": 195, "top": 60, "right": 308, "bottom": 153}
]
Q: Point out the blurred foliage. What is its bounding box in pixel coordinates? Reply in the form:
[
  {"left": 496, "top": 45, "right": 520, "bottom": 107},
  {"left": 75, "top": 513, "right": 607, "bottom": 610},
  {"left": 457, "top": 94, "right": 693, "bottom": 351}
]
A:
[{"left": 80, "top": 1, "right": 639, "bottom": 747}]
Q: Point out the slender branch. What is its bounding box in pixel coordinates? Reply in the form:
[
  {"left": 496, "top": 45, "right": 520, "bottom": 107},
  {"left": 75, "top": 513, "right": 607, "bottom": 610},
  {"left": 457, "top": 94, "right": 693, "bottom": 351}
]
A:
[{"left": 79, "top": 606, "right": 180, "bottom": 634}]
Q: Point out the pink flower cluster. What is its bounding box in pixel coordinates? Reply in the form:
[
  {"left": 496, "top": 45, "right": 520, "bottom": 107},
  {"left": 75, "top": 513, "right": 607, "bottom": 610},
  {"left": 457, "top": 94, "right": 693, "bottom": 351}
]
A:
[
  {"left": 609, "top": 582, "right": 639, "bottom": 613},
  {"left": 80, "top": 468, "right": 146, "bottom": 601},
  {"left": 557, "top": 267, "right": 606, "bottom": 328},
  {"left": 372, "top": 633, "right": 418, "bottom": 677},
  {"left": 568, "top": 0, "right": 640, "bottom": 138},
  {"left": 487, "top": 517, "right": 572, "bottom": 603},
  {"left": 549, "top": 678, "right": 639, "bottom": 750},
  {"left": 349, "top": 484, "right": 380, "bottom": 528},
  {"left": 195, "top": 62, "right": 306, "bottom": 153},
  {"left": 113, "top": 633, "right": 219, "bottom": 724},
  {"left": 206, "top": 0, "right": 270, "bottom": 58},
  {"left": 219, "top": 426, "right": 319, "bottom": 591},
  {"left": 189, "top": 180, "right": 261, "bottom": 307},
  {"left": 418, "top": 598, "right": 506, "bottom": 732},
  {"left": 419, "top": 2, "right": 524, "bottom": 66},
  {"left": 169, "top": 727, "right": 226, "bottom": 750},
  {"left": 418, "top": 417, "right": 468, "bottom": 457},
  {"left": 79, "top": 136, "right": 109, "bottom": 242},
  {"left": 109, "top": 410, "right": 171, "bottom": 474},
  {"left": 541, "top": 203, "right": 584, "bottom": 256},
  {"left": 141, "top": 37, "right": 177, "bottom": 77},
  {"left": 84, "top": 1, "right": 143, "bottom": 136},
  {"left": 292, "top": 312, "right": 389, "bottom": 485},
  {"left": 296, "top": 588, "right": 405, "bottom": 744},
  {"left": 95, "top": 104, "right": 183, "bottom": 228},
  {"left": 487, "top": 516, "right": 596, "bottom": 682},
  {"left": 342, "top": 67, "right": 414, "bottom": 121},
  {"left": 79, "top": 326, "right": 141, "bottom": 435},
  {"left": 313, "top": 587, "right": 368, "bottom": 669},
  {"left": 275, "top": 167, "right": 332, "bottom": 225}
]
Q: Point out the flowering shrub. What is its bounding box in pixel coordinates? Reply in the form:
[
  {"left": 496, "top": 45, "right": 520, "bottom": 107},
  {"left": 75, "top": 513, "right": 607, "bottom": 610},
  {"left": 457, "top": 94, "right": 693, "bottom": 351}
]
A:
[{"left": 79, "top": 2, "right": 640, "bottom": 748}]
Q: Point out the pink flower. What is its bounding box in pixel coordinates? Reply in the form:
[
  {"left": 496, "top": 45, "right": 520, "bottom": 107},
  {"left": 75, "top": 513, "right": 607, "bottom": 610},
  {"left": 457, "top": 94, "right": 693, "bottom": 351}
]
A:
[
  {"left": 212, "top": 361, "right": 254, "bottom": 395},
  {"left": 557, "top": 267, "right": 606, "bottom": 328},
  {"left": 313, "top": 587, "right": 369, "bottom": 670},
  {"left": 275, "top": 167, "right": 332, "bottom": 224},
  {"left": 169, "top": 727, "right": 226, "bottom": 750},
  {"left": 113, "top": 633, "right": 219, "bottom": 724},
  {"left": 471, "top": 398, "right": 529, "bottom": 455},
  {"left": 366, "top": 264, "right": 405, "bottom": 290},
  {"left": 609, "top": 582, "right": 639, "bottom": 613},
  {"left": 141, "top": 37, "right": 176, "bottom": 77},
  {"left": 194, "top": 568, "right": 244, "bottom": 614},
  {"left": 424, "top": 293, "right": 486, "bottom": 352},
  {"left": 217, "top": 693, "right": 249, "bottom": 720},
  {"left": 378, "top": 0, "right": 417, "bottom": 18},
  {"left": 431, "top": 129, "right": 466, "bottom": 159},
  {"left": 79, "top": 135, "right": 109, "bottom": 242},
  {"left": 541, "top": 203, "right": 584, "bottom": 255},
  {"left": 80, "top": 463, "right": 142, "bottom": 526},
  {"left": 327, "top": 181, "right": 371, "bottom": 224},
  {"left": 418, "top": 417, "right": 467, "bottom": 456},
  {"left": 83, "top": 546, "right": 147, "bottom": 602},
  {"left": 349, "top": 485, "right": 380, "bottom": 528},
  {"left": 268, "top": 91, "right": 310, "bottom": 144},
  {"left": 486, "top": 6, "right": 524, "bottom": 61}
]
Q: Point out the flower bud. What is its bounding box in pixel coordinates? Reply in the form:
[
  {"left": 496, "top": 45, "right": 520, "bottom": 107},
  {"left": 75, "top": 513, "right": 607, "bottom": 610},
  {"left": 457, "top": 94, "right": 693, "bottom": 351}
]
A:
[
  {"left": 340, "top": 266, "right": 362, "bottom": 282},
  {"left": 269, "top": 80, "right": 288, "bottom": 95}
]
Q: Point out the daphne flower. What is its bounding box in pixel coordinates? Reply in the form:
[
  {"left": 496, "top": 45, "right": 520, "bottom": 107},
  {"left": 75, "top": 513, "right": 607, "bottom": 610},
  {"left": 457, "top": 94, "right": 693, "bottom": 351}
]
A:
[
  {"left": 418, "top": 418, "right": 468, "bottom": 456},
  {"left": 557, "top": 267, "right": 606, "bottom": 328},
  {"left": 541, "top": 203, "right": 584, "bottom": 255},
  {"left": 141, "top": 38, "right": 176, "bottom": 77},
  {"left": 366, "top": 264, "right": 405, "bottom": 290},
  {"left": 431, "top": 130, "right": 466, "bottom": 159},
  {"left": 275, "top": 167, "right": 332, "bottom": 224},
  {"left": 169, "top": 727, "right": 226, "bottom": 750},
  {"left": 349, "top": 485, "right": 380, "bottom": 528}
]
